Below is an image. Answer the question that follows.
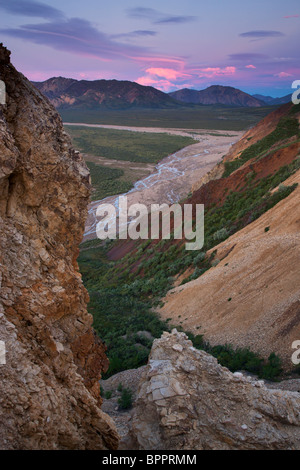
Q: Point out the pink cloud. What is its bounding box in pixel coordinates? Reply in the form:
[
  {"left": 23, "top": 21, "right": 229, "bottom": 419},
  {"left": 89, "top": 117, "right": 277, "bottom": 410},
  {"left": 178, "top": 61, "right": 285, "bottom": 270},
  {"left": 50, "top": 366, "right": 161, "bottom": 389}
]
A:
[
  {"left": 136, "top": 76, "right": 177, "bottom": 91},
  {"left": 274, "top": 71, "right": 293, "bottom": 78},
  {"left": 136, "top": 65, "right": 194, "bottom": 91},
  {"left": 132, "top": 56, "right": 186, "bottom": 67},
  {"left": 145, "top": 67, "right": 192, "bottom": 80},
  {"left": 245, "top": 64, "right": 256, "bottom": 69},
  {"left": 283, "top": 15, "right": 299, "bottom": 18},
  {"left": 195, "top": 66, "right": 236, "bottom": 78},
  {"left": 137, "top": 63, "right": 239, "bottom": 92}
]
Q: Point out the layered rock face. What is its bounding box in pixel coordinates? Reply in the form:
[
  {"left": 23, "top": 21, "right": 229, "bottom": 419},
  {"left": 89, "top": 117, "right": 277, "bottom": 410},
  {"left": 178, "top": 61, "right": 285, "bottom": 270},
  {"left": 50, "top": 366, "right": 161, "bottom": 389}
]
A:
[
  {"left": 0, "top": 44, "right": 118, "bottom": 449},
  {"left": 126, "top": 330, "right": 300, "bottom": 450}
]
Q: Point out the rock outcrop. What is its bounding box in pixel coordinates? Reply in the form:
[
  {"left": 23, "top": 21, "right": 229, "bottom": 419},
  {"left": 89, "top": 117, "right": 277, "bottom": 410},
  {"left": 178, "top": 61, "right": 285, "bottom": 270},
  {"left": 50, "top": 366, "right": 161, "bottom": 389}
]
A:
[
  {"left": 0, "top": 44, "right": 119, "bottom": 449},
  {"left": 126, "top": 330, "right": 300, "bottom": 450}
]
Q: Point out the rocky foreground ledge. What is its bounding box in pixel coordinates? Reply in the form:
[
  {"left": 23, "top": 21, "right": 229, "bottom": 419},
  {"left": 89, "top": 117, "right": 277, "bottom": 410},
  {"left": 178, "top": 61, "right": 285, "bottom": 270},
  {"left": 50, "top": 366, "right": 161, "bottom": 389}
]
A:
[{"left": 123, "top": 330, "right": 300, "bottom": 450}]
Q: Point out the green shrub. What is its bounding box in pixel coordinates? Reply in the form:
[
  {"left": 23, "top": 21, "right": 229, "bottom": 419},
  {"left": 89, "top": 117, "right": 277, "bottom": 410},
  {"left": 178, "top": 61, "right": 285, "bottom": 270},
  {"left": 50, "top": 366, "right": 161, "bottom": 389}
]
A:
[
  {"left": 260, "top": 353, "right": 283, "bottom": 381},
  {"left": 186, "top": 332, "right": 206, "bottom": 350},
  {"left": 189, "top": 339, "right": 282, "bottom": 381},
  {"left": 193, "top": 251, "right": 206, "bottom": 266},
  {"left": 277, "top": 183, "right": 287, "bottom": 192},
  {"left": 118, "top": 388, "right": 133, "bottom": 410},
  {"left": 208, "top": 344, "right": 264, "bottom": 375},
  {"left": 86, "top": 161, "right": 133, "bottom": 200},
  {"left": 211, "top": 259, "right": 220, "bottom": 267},
  {"left": 213, "top": 228, "right": 230, "bottom": 241}
]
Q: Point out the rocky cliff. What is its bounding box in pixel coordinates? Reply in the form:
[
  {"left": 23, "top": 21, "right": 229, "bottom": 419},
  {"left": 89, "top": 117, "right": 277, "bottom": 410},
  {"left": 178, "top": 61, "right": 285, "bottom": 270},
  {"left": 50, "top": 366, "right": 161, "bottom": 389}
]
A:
[
  {"left": 125, "top": 330, "right": 300, "bottom": 450},
  {"left": 0, "top": 44, "right": 118, "bottom": 450}
]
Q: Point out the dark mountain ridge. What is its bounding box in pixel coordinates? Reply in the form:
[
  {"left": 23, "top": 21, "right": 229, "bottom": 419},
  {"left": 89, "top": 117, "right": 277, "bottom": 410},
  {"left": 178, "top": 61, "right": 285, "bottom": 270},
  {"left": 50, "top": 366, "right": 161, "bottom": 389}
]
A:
[
  {"left": 252, "top": 93, "right": 292, "bottom": 106},
  {"left": 33, "top": 78, "right": 277, "bottom": 110},
  {"left": 169, "top": 85, "right": 265, "bottom": 107},
  {"left": 32, "top": 76, "right": 181, "bottom": 110}
]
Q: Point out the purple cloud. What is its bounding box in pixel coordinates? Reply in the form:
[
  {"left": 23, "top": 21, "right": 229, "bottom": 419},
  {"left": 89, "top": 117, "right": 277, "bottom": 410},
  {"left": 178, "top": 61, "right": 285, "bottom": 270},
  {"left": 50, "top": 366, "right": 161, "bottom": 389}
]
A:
[
  {"left": 228, "top": 53, "right": 268, "bottom": 61},
  {"left": 126, "top": 7, "right": 196, "bottom": 24},
  {"left": 240, "top": 30, "right": 285, "bottom": 38},
  {"left": 112, "top": 30, "right": 157, "bottom": 40},
  {"left": 129, "top": 30, "right": 157, "bottom": 36},
  {"left": 126, "top": 7, "right": 158, "bottom": 19},
  {"left": 0, "top": 18, "right": 149, "bottom": 60},
  {"left": 0, "top": 0, "right": 63, "bottom": 20},
  {"left": 155, "top": 16, "right": 196, "bottom": 24}
]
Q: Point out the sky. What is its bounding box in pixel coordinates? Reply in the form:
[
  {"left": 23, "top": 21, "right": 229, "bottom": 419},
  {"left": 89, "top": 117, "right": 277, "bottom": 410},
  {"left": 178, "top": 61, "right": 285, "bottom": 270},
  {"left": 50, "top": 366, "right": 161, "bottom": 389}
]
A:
[{"left": 0, "top": 0, "right": 299, "bottom": 96}]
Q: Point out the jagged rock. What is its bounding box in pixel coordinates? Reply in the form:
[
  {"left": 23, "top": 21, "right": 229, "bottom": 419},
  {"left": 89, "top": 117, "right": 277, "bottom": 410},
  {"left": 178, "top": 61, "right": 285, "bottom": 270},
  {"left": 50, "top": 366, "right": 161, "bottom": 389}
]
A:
[
  {"left": 0, "top": 43, "right": 10, "bottom": 65},
  {"left": 0, "top": 44, "right": 119, "bottom": 450},
  {"left": 125, "top": 330, "right": 300, "bottom": 450}
]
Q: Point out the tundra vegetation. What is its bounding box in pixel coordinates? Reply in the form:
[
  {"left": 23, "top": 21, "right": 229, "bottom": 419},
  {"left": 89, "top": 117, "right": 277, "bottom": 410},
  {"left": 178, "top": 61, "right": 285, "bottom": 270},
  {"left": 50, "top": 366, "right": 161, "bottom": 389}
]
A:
[
  {"left": 61, "top": 105, "right": 275, "bottom": 131},
  {"left": 66, "top": 126, "right": 196, "bottom": 163},
  {"left": 85, "top": 161, "right": 133, "bottom": 200},
  {"left": 67, "top": 126, "right": 197, "bottom": 200}
]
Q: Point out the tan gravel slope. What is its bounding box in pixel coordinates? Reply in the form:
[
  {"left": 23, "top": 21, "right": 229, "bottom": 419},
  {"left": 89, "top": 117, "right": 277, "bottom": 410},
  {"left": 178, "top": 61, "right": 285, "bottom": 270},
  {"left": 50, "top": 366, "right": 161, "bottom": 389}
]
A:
[{"left": 159, "top": 169, "right": 300, "bottom": 368}]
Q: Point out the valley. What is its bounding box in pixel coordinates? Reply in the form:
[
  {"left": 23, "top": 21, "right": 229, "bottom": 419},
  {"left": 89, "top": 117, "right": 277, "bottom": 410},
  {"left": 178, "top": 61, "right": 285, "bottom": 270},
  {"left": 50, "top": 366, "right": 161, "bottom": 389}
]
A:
[
  {"left": 65, "top": 124, "right": 242, "bottom": 241},
  {"left": 60, "top": 105, "right": 275, "bottom": 131}
]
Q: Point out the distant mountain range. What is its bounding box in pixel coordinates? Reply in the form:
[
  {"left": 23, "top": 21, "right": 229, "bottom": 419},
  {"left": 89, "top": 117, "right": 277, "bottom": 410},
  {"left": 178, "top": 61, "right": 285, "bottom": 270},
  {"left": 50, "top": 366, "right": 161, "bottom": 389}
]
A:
[
  {"left": 32, "top": 77, "right": 290, "bottom": 110},
  {"left": 32, "top": 77, "right": 180, "bottom": 110},
  {"left": 252, "top": 93, "right": 292, "bottom": 106},
  {"left": 169, "top": 85, "right": 265, "bottom": 108}
]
